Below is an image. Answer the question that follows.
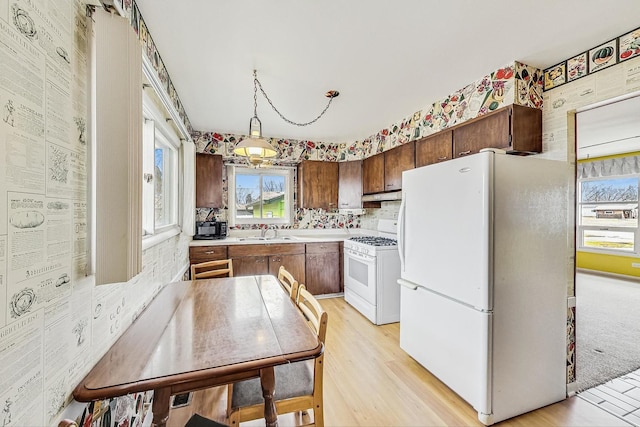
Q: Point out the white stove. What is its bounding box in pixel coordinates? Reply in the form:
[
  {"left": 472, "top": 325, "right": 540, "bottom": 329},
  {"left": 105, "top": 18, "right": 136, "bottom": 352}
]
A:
[{"left": 343, "top": 219, "right": 401, "bottom": 325}]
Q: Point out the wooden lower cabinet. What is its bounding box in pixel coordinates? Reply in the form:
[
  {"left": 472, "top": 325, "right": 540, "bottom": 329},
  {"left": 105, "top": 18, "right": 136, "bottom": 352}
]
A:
[
  {"left": 189, "top": 246, "right": 228, "bottom": 265},
  {"left": 233, "top": 256, "right": 269, "bottom": 276},
  {"left": 305, "top": 242, "right": 341, "bottom": 295},
  {"left": 228, "top": 243, "right": 307, "bottom": 281},
  {"left": 191, "top": 241, "right": 341, "bottom": 295},
  {"left": 268, "top": 253, "right": 306, "bottom": 285}
]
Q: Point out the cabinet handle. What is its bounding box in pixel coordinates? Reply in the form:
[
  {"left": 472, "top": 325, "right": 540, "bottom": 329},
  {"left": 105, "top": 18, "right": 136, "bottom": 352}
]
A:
[
  {"left": 204, "top": 251, "right": 215, "bottom": 254},
  {"left": 340, "top": 203, "right": 348, "bottom": 206},
  {"left": 256, "top": 259, "right": 265, "bottom": 263},
  {"left": 437, "top": 156, "right": 447, "bottom": 161},
  {"left": 458, "top": 150, "right": 471, "bottom": 156}
]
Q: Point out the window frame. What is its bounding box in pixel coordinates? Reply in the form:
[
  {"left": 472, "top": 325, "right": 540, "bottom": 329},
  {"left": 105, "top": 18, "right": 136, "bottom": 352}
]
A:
[
  {"left": 577, "top": 174, "right": 639, "bottom": 255},
  {"left": 227, "top": 165, "right": 294, "bottom": 227},
  {"left": 142, "top": 90, "right": 182, "bottom": 243}
]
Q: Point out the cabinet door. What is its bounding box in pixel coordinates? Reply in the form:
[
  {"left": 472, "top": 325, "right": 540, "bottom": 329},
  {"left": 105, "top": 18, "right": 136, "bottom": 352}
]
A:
[
  {"left": 416, "top": 131, "right": 453, "bottom": 167},
  {"left": 511, "top": 104, "right": 542, "bottom": 153},
  {"left": 195, "top": 153, "right": 223, "bottom": 208},
  {"left": 384, "top": 142, "right": 415, "bottom": 191},
  {"left": 362, "top": 153, "right": 385, "bottom": 194},
  {"left": 305, "top": 242, "right": 341, "bottom": 295},
  {"left": 268, "top": 253, "right": 306, "bottom": 285},
  {"left": 189, "top": 246, "right": 228, "bottom": 264},
  {"left": 338, "top": 160, "right": 362, "bottom": 209},
  {"left": 233, "top": 256, "right": 269, "bottom": 276},
  {"left": 453, "top": 108, "right": 509, "bottom": 158},
  {"left": 298, "top": 160, "right": 338, "bottom": 210},
  {"left": 305, "top": 252, "right": 340, "bottom": 295}
]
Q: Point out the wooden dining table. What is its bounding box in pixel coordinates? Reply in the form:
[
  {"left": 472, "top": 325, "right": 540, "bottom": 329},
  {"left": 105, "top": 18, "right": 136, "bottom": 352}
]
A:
[{"left": 72, "top": 275, "right": 323, "bottom": 427}]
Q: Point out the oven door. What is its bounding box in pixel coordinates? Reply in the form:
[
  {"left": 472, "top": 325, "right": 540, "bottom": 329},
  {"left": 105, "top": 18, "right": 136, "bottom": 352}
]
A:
[{"left": 344, "top": 247, "right": 377, "bottom": 306}]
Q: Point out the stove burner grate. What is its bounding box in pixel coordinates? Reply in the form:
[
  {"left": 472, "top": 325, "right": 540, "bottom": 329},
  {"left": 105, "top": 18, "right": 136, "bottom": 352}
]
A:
[{"left": 349, "top": 235, "right": 397, "bottom": 246}]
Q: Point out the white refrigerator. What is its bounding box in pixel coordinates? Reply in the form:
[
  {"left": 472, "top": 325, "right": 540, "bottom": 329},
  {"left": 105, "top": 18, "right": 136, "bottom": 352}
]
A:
[{"left": 397, "top": 150, "right": 569, "bottom": 425}]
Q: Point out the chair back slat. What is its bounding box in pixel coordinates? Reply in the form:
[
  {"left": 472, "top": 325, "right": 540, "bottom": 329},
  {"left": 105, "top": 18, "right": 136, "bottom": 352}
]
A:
[
  {"left": 296, "top": 285, "right": 328, "bottom": 343},
  {"left": 191, "top": 259, "right": 233, "bottom": 279},
  {"left": 277, "top": 265, "right": 299, "bottom": 300}
]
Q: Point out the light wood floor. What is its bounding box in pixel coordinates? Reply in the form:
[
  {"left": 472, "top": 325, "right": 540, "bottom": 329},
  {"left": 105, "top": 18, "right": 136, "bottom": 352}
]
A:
[{"left": 168, "top": 297, "right": 631, "bottom": 427}]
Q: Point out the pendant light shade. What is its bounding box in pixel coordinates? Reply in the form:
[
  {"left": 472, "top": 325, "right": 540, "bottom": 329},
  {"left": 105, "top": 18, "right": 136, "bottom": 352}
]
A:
[{"left": 234, "top": 115, "right": 277, "bottom": 165}]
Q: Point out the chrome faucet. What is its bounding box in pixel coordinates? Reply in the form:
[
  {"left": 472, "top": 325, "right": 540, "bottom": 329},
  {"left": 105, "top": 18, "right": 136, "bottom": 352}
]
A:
[{"left": 262, "top": 225, "right": 277, "bottom": 239}]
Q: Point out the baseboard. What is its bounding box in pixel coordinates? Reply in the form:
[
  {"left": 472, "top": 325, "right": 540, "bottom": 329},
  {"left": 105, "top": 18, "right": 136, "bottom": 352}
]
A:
[{"left": 315, "top": 292, "right": 344, "bottom": 300}]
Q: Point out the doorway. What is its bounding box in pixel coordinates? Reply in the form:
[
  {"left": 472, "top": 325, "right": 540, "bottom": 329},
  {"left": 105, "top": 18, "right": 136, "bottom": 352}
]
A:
[{"left": 574, "top": 94, "right": 640, "bottom": 420}]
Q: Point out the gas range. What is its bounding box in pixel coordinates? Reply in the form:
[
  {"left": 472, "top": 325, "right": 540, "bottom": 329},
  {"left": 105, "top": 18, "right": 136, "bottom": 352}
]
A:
[{"left": 343, "top": 218, "right": 401, "bottom": 325}]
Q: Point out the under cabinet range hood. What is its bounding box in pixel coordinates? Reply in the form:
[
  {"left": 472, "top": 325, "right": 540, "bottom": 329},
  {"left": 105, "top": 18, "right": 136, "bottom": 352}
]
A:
[{"left": 362, "top": 191, "right": 402, "bottom": 202}]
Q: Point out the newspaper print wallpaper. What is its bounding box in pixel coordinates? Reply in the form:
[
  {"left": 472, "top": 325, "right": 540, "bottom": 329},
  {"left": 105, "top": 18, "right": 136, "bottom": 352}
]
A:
[{"left": 0, "top": 2, "right": 190, "bottom": 426}]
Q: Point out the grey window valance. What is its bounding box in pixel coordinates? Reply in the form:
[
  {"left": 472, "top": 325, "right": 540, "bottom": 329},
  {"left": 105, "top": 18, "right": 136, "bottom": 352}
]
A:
[{"left": 577, "top": 155, "right": 640, "bottom": 179}]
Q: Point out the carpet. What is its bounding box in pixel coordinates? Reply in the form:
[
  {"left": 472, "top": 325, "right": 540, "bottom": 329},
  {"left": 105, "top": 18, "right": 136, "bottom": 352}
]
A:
[{"left": 576, "top": 272, "right": 640, "bottom": 392}]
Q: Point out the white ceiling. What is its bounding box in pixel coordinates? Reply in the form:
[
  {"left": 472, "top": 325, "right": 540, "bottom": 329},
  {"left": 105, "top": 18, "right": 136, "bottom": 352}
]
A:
[{"left": 134, "top": 0, "right": 640, "bottom": 143}]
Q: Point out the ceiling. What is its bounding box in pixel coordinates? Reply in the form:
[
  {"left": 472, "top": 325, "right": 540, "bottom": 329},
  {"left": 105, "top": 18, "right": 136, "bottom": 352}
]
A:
[{"left": 134, "top": 0, "right": 640, "bottom": 144}]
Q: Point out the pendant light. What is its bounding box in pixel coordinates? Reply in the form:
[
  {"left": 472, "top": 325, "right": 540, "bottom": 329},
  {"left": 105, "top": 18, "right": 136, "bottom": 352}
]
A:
[
  {"left": 234, "top": 70, "right": 339, "bottom": 166},
  {"left": 233, "top": 70, "right": 277, "bottom": 166}
]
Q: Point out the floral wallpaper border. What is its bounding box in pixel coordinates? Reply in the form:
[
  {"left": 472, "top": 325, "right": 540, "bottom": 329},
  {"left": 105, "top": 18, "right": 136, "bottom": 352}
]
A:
[
  {"left": 194, "top": 61, "right": 543, "bottom": 230},
  {"left": 193, "top": 61, "right": 542, "bottom": 164}
]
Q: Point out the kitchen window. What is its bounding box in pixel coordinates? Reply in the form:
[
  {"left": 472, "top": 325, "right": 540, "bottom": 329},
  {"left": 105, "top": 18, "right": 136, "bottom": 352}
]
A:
[
  {"left": 142, "top": 91, "right": 181, "bottom": 238},
  {"left": 577, "top": 175, "right": 639, "bottom": 254},
  {"left": 227, "top": 166, "right": 294, "bottom": 226}
]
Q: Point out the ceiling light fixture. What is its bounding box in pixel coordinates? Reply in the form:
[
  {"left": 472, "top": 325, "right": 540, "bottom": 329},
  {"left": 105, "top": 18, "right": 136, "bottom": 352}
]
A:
[{"left": 234, "top": 70, "right": 339, "bottom": 166}]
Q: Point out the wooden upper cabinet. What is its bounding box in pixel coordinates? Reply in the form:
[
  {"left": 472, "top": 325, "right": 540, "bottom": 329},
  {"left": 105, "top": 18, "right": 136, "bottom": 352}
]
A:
[
  {"left": 298, "top": 160, "right": 338, "bottom": 210},
  {"left": 452, "top": 104, "right": 541, "bottom": 158},
  {"left": 509, "top": 104, "right": 542, "bottom": 153},
  {"left": 384, "top": 141, "right": 415, "bottom": 191},
  {"left": 338, "top": 160, "right": 362, "bottom": 209},
  {"left": 362, "top": 152, "right": 384, "bottom": 195},
  {"left": 416, "top": 130, "right": 453, "bottom": 167},
  {"left": 195, "top": 153, "right": 223, "bottom": 208}
]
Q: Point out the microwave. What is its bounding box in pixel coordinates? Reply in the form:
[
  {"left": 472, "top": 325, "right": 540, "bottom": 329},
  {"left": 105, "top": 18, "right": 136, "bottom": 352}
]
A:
[{"left": 194, "top": 221, "right": 227, "bottom": 240}]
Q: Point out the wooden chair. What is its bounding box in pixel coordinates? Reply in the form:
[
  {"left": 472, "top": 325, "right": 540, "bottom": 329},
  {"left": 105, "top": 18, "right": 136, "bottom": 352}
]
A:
[
  {"left": 227, "top": 285, "right": 328, "bottom": 426},
  {"left": 277, "top": 265, "right": 300, "bottom": 300},
  {"left": 190, "top": 259, "right": 233, "bottom": 279}
]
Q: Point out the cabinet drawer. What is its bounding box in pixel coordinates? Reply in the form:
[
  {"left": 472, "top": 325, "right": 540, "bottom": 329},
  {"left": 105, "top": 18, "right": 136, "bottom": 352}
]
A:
[
  {"left": 228, "top": 243, "right": 305, "bottom": 257},
  {"left": 306, "top": 242, "right": 340, "bottom": 254},
  {"left": 189, "top": 246, "right": 228, "bottom": 263}
]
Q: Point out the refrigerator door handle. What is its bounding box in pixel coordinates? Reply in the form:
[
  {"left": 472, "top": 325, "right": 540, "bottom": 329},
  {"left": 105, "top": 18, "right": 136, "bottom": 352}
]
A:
[
  {"left": 397, "top": 195, "right": 406, "bottom": 272},
  {"left": 397, "top": 279, "right": 418, "bottom": 290}
]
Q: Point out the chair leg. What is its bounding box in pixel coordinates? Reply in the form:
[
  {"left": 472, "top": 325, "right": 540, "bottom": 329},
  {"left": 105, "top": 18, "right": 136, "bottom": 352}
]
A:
[
  {"left": 226, "top": 384, "right": 233, "bottom": 419},
  {"left": 313, "top": 398, "right": 324, "bottom": 427}
]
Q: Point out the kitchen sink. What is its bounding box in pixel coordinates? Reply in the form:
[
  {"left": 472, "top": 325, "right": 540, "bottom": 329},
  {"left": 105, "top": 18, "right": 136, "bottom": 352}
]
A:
[{"left": 237, "top": 236, "right": 298, "bottom": 242}]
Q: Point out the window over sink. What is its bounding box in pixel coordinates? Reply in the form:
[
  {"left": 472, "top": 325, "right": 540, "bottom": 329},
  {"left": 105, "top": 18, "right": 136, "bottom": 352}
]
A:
[{"left": 227, "top": 165, "right": 294, "bottom": 226}]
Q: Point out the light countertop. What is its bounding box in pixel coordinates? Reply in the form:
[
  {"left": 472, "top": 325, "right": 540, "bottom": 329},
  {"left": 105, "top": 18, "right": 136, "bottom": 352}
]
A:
[{"left": 189, "top": 228, "right": 373, "bottom": 246}]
